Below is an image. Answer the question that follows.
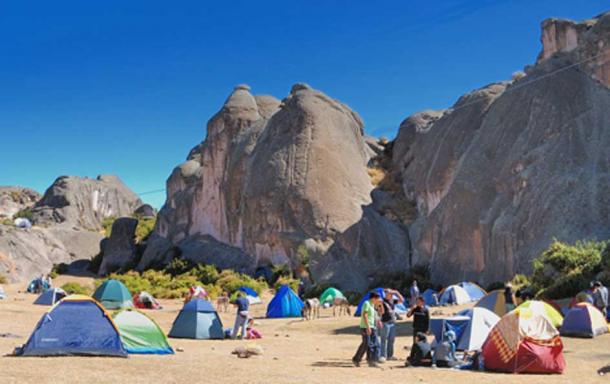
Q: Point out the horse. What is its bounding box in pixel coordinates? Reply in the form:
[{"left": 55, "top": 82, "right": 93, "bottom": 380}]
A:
[{"left": 302, "top": 298, "right": 321, "bottom": 320}]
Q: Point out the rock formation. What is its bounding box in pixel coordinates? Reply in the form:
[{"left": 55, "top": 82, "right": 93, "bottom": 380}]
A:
[
  {"left": 0, "top": 187, "right": 40, "bottom": 219},
  {"left": 393, "top": 11, "right": 610, "bottom": 285},
  {"left": 0, "top": 175, "right": 142, "bottom": 282},
  {"left": 97, "top": 217, "right": 139, "bottom": 276},
  {"left": 31, "top": 175, "right": 142, "bottom": 230},
  {"left": 144, "top": 83, "right": 410, "bottom": 291}
]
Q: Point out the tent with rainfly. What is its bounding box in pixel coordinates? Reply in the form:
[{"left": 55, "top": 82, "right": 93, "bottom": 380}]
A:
[
  {"left": 453, "top": 307, "right": 500, "bottom": 350},
  {"left": 34, "top": 288, "right": 67, "bottom": 306},
  {"left": 238, "top": 286, "right": 262, "bottom": 305},
  {"left": 481, "top": 307, "right": 565, "bottom": 374},
  {"left": 475, "top": 289, "right": 507, "bottom": 316},
  {"left": 266, "top": 285, "right": 304, "bottom": 318},
  {"left": 516, "top": 300, "right": 563, "bottom": 328},
  {"left": 93, "top": 279, "right": 133, "bottom": 310},
  {"left": 560, "top": 303, "right": 608, "bottom": 338},
  {"left": 169, "top": 299, "right": 224, "bottom": 339},
  {"left": 458, "top": 282, "right": 486, "bottom": 301},
  {"left": 319, "top": 287, "right": 345, "bottom": 305},
  {"left": 113, "top": 309, "right": 174, "bottom": 354},
  {"left": 439, "top": 285, "right": 472, "bottom": 305},
  {"left": 17, "top": 295, "right": 127, "bottom": 357}
]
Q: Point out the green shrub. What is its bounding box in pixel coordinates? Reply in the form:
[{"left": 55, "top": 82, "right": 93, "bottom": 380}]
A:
[
  {"left": 191, "top": 264, "right": 220, "bottom": 285},
  {"left": 531, "top": 239, "right": 606, "bottom": 299},
  {"left": 1, "top": 218, "right": 13, "bottom": 226},
  {"left": 135, "top": 217, "right": 156, "bottom": 243},
  {"left": 274, "top": 275, "right": 300, "bottom": 292},
  {"left": 14, "top": 208, "right": 33, "bottom": 221},
  {"left": 61, "top": 282, "right": 91, "bottom": 295},
  {"left": 216, "top": 269, "right": 267, "bottom": 294},
  {"left": 165, "top": 258, "right": 196, "bottom": 276},
  {"left": 101, "top": 217, "right": 116, "bottom": 237}
]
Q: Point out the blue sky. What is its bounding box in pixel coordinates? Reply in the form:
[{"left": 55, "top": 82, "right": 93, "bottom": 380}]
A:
[{"left": 1, "top": 1, "right": 607, "bottom": 207}]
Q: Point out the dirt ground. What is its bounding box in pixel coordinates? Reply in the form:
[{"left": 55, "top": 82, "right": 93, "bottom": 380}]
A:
[{"left": 1, "top": 276, "right": 608, "bottom": 384}]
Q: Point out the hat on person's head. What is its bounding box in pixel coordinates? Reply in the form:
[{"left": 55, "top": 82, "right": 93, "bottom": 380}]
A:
[
  {"left": 369, "top": 291, "right": 381, "bottom": 299},
  {"left": 444, "top": 330, "right": 456, "bottom": 342}
]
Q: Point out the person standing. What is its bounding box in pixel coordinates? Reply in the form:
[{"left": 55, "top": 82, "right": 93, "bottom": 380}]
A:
[
  {"left": 504, "top": 283, "right": 517, "bottom": 312},
  {"left": 407, "top": 296, "right": 430, "bottom": 344},
  {"left": 231, "top": 292, "right": 250, "bottom": 339},
  {"left": 592, "top": 281, "right": 608, "bottom": 317},
  {"left": 379, "top": 289, "right": 403, "bottom": 362},
  {"left": 352, "top": 291, "right": 382, "bottom": 368},
  {"left": 410, "top": 281, "right": 420, "bottom": 303}
]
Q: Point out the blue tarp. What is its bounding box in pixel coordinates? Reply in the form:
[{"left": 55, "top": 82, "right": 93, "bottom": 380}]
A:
[
  {"left": 19, "top": 299, "right": 127, "bottom": 357},
  {"left": 266, "top": 285, "right": 304, "bottom": 318},
  {"left": 429, "top": 316, "right": 470, "bottom": 347},
  {"left": 168, "top": 299, "right": 224, "bottom": 339}
]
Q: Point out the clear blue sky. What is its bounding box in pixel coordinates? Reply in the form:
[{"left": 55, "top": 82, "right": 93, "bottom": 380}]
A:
[{"left": 1, "top": 1, "right": 607, "bottom": 208}]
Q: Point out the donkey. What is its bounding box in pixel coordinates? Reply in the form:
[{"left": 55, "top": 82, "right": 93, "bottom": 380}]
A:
[
  {"left": 302, "top": 298, "right": 321, "bottom": 320},
  {"left": 332, "top": 297, "right": 352, "bottom": 317}
]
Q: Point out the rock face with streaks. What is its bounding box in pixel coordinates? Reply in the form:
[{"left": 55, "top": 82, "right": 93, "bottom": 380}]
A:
[
  {"left": 0, "top": 175, "right": 142, "bottom": 282},
  {"left": 144, "top": 84, "right": 411, "bottom": 291},
  {"left": 392, "top": 11, "right": 610, "bottom": 285},
  {"left": 31, "top": 175, "right": 142, "bottom": 230}
]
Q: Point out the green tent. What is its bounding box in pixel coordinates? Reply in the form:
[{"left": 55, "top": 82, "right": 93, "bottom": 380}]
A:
[
  {"left": 319, "top": 287, "right": 345, "bottom": 305},
  {"left": 113, "top": 309, "right": 174, "bottom": 354},
  {"left": 93, "top": 279, "right": 133, "bottom": 309}
]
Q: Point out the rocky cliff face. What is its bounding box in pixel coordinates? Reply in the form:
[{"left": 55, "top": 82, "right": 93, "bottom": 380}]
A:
[
  {"left": 32, "top": 175, "right": 142, "bottom": 230},
  {"left": 145, "top": 84, "right": 410, "bottom": 291},
  {"left": 0, "top": 175, "right": 142, "bottom": 282},
  {"left": 393, "top": 11, "right": 610, "bottom": 285},
  {"left": 0, "top": 187, "right": 40, "bottom": 219}
]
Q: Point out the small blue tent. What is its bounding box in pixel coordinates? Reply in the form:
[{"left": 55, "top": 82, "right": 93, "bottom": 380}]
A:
[
  {"left": 168, "top": 299, "right": 224, "bottom": 339},
  {"left": 266, "top": 285, "right": 304, "bottom": 318},
  {"left": 422, "top": 289, "right": 439, "bottom": 307},
  {"left": 18, "top": 295, "right": 127, "bottom": 357},
  {"left": 33, "top": 288, "right": 67, "bottom": 306},
  {"left": 458, "top": 282, "right": 486, "bottom": 301}
]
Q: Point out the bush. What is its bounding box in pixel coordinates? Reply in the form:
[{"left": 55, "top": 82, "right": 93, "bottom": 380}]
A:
[
  {"left": 0, "top": 275, "right": 7, "bottom": 284},
  {"left": 531, "top": 239, "right": 606, "bottom": 299},
  {"left": 216, "top": 269, "right": 267, "bottom": 295},
  {"left": 1, "top": 218, "right": 13, "bottom": 226},
  {"left": 101, "top": 217, "right": 116, "bottom": 237},
  {"left": 61, "top": 282, "right": 91, "bottom": 295},
  {"left": 135, "top": 217, "right": 156, "bottom": 243},
  {"left": 274, "top": 275, "right": 300, "bottom": 292},
  {"left": 14, "top": 208, "right": 33, "bottom": 221}
]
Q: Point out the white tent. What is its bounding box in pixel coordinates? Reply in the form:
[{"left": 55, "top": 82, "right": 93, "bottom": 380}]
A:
[
  {"left": 0, "top": 285, "right": 6, "bottom": 299},
  {"left": 456, "top": 307, "right": 500, "bottom": 351},
  {"left": 439, "top": 285, "right": 471, "bottom": 305},
  {"left": 14, "top": 217, "right": 32, "bottom": 229}
]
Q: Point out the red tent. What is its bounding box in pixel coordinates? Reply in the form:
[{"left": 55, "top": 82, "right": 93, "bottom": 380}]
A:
[{"left": 482, "top": 308, "right": 565, "bottom": 374}]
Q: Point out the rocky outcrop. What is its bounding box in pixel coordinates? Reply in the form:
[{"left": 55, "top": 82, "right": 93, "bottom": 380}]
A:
[
  {"left": 0, "top": 175, "right": 142, "bottom": 282},
  {"left": 537, "top": 12, "right": 610, "bottom": 87},
  {"left": 97, "top": 217, "right": 139, "bottom": 276},
  {"left": 393, "top": 12, "right": 610, "bottom": 285},
  {"left": 0, "top": 187, "right": 40, "bottom": 219},
  {"left": 144, "top": 83, "right": 410, "bottom": 291},
  {"left": 134, "top": 204, "right": 156, "bottom": 218},
  {"left": 0, "top": 225, "right": 103, "bottom": 282},
  {"left": 32, "top": 175, "right": 142, "bottom": 230}
]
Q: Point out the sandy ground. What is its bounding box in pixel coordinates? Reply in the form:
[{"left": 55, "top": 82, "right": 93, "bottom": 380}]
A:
[{"left": 1, "top": 276, "right": 608, "bottom": 384}]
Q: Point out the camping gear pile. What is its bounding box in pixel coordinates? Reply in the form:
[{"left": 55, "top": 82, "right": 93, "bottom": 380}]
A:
[{"left": 133, "top": 291, "right": 162, "bottom": 309}]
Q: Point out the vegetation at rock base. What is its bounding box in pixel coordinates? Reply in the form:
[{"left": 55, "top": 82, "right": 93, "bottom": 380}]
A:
[
  {"left": 60, "top": 282, "right": 92, "bottom": 295},
  {"left": 0, "top": 274, "right": 7, "bottom": 284},
  {"left": 525, "top": 239, "right": 609, "bottom": 299},
  {"left": 14, "top": 208, "right": 33, "bottom": 222},
  {"left": 97, "top": 263, "right": 268, "bottom": 300},
  {"left": 101, "top": 216, "right": 116, "bottom": 237}
]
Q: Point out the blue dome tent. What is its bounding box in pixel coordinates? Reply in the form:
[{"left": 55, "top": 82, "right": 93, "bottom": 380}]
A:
[
  {"left": 266, "top": 285, "right": 304, "bottom": 318},
  {"left": 33, "top": 288, "right": 67, "bottom": 306},
  {"left": 17, "top": 295, "right": 127, "bottom": 357},
  {"left": 169, "top": 299, "right": 224, "bottom": 339}
]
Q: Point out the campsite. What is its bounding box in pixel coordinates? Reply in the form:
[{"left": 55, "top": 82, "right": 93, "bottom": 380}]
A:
[{"left": 1, "top": 275, "right": 608, "bottom": 384}]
